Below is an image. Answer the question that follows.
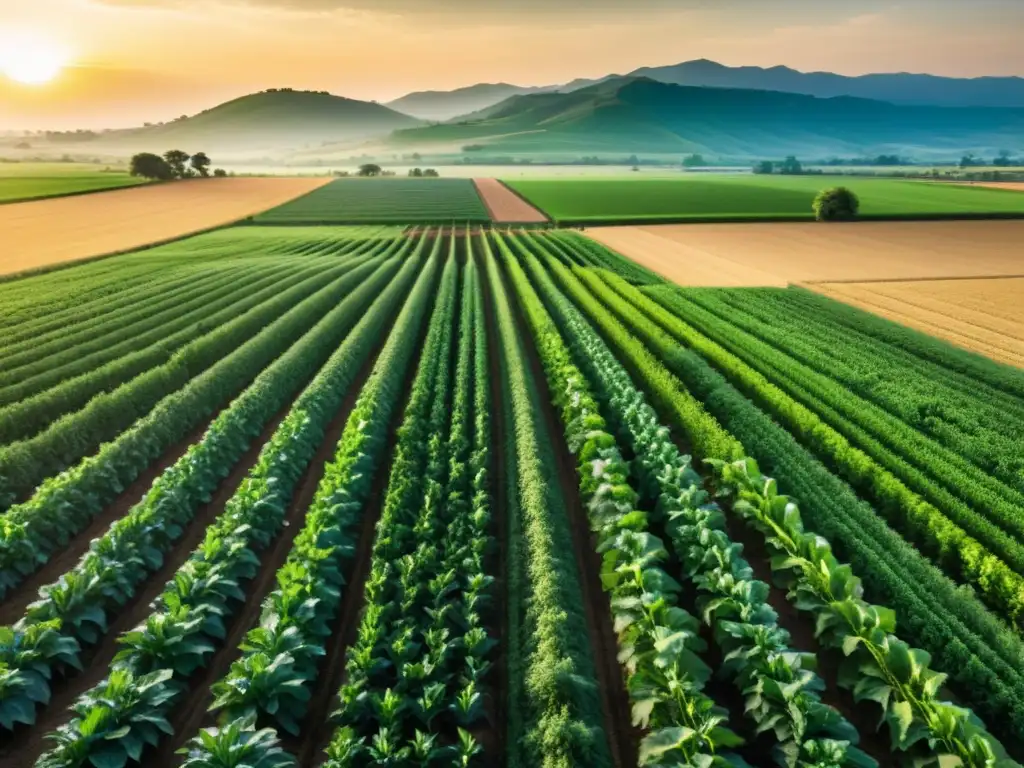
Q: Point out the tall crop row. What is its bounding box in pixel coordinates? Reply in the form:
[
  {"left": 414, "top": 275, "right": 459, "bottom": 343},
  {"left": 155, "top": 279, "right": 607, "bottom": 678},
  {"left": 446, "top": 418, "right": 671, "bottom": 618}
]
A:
[
  {"left": 482, "top": 235, "right": 613, "bottom": 768},
  {"left": 529, "top": 233, "right": 1015, "bottom": 766},
  {"left": 0, "top": 241, "right": 410, "bottom": 735},
  {"left": 31, "top": 236, "right": 431, "bottom": 768},
  {"left": 494, "top": 231, "right": 752, "bottom": 767},
  {"left": 177, "top": 234, "right": 446, "bottom": 764}
]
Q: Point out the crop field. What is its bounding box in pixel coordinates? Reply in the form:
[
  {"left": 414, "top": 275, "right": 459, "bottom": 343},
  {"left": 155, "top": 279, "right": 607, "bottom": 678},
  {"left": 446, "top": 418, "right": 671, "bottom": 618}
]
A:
[
  {"left": 254, "top": 177, "right": 491, "bottom": 223},
  {"left": 585, "top": 220, "right": 1024, "bottom": 286},
  {"left": 0, "top": 177, "right": 331, "bottom": 277},
  {"left": 0, "top": 163, "right": 146, "bottom": 204},
  {"left": 506, "top": 175, "right": 1024, "bottom": 223},
  {"left": 812, "top": 277, "right": 1024, "bottom": 366},
  {"left": 2, "top": 222, "right": 1024, "bottom": 768}
]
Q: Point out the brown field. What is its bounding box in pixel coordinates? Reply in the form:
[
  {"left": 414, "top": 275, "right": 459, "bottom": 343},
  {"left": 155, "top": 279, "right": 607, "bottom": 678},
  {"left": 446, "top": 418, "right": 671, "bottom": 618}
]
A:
[
  {"left": 473, "top": 178, "right": 548, "bottom": 223},
  {"left": 812, "top": 278, "right": 1024, "bottom": 367},
  {"left": 586, "top": 220, "right": 1024, "bottom": 287},
  {"left": 0, "top": 177, "right": 330, "bottom": 276},
  {"left": 950, "top": 181, "right": 1024, "bottom": 193}
]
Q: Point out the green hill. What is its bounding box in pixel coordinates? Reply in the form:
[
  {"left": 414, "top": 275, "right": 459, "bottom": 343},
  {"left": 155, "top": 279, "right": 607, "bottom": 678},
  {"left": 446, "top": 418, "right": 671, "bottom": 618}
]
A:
[
  {"left": 387, "top": 77, "right": 1024, "bottom": 160},
  {"left": 107, "top": 89, "right": 422, "bottom": 153}
]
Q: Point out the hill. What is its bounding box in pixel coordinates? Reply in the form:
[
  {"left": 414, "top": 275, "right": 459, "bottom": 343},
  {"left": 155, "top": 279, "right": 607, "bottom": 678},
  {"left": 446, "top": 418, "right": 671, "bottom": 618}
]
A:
[
  {"left": 103, "top": 89, "right": 422, "bottom": 154},
  {"left": 386, "top": 77, "right": 1024, "bottom": 160}
]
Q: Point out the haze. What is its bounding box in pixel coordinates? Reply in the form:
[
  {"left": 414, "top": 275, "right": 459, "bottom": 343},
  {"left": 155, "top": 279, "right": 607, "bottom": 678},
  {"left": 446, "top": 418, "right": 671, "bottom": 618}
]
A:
[{"left": 2, "top": 0, "right": 1024, "bottom": 130}]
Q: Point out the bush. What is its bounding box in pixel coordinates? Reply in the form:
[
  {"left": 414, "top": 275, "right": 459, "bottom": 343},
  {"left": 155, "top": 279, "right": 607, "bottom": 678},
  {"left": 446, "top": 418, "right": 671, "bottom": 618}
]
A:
[{"left": 813, "top": 187, "right": 860, "bottom": 221}]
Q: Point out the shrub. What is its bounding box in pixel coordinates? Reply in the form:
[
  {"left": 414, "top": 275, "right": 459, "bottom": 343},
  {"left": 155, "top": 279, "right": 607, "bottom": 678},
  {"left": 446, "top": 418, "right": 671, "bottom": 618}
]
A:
[{"left": 813, "top": 186, "right": 860, "bottom": 221}]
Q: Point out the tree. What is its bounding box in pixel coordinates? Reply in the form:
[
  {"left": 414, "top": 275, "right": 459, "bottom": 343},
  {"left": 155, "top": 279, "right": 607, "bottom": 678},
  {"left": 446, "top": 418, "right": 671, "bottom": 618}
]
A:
[
  {"left": 813, "top": 187, "right": 860, "bottom": 221},
  {"left": 994, "top": 150, "right": 1015, "bottom": 167},
  {"left": 682, "top": 153, "right": 706, "bottom": 168},
  {"left": 163, "top": 149, "right": 190, "bottom": 178},
  {"left": 779, "top": 155, "right": 803, "bottom": 175},
  {"left": 358, "top": 163, "right": 382, "bottom": 177},
  {"left": 753, "top": 160, "right": 774, "bottom": 175},
  {"left": 409, "top": 167, "right": 423, "bottom": 177},
  {"left": 960, "top": 153, "right": 979, "bottom": 169},
  {"left": 423, "top": 168, "right": 439, "bottom": 177},
  {"left": 130, "top": 152, "right": 174, "bottom": 181},
  {"left": 213, "top": 168, "right": 228, "bottom": 178},
  {"left": 190, "top": 152, "right": 212, "bottom": 177}
]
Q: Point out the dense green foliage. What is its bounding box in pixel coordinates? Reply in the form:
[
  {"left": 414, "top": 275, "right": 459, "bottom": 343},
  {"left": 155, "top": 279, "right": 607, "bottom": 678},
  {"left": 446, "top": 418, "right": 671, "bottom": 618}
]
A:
[{"left": 255, "top": 179, "right": 491, "bottom": 224}]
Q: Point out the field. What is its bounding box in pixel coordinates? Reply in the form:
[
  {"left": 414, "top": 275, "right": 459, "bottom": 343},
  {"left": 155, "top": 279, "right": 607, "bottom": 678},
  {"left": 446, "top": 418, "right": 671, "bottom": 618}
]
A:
[
  {"left": 0, "top": 177, "right": 330, "bottom": 277},
  {"left": 585, "top": 219, "right": 1024, "bottom": 286},
  {"left": 1, "top": 217, "right": 1023, "bottom": 768},
  {"left": 0, "top": 163, "right": 146, "bottom": 204},
  {"left": 811, "top": 277, "right": 1024, "bottom": 366},
  {"left": 506, "top": 175, "right": 1024, "bottom": 222},
  {"left": 254, "top": 177, "right": 491, "bottom": 223}
]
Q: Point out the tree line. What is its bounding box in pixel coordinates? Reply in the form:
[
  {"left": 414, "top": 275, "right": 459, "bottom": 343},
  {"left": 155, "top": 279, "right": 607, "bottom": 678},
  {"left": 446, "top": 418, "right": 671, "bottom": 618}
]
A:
[{"left": 129, "top": 150, "right": 227, "bottom": 181}]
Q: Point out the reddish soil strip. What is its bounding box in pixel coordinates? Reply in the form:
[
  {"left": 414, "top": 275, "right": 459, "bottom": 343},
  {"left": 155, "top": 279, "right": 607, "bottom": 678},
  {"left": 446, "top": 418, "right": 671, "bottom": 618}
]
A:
[
  {"left": 948, "top": 182, "right": 1024, "bottom": 193},
  {"left": 474, "top": 178, "right": 549, "bottom": 223},
  {"left": 0, "top": 177, "right": 330, "bottom": 277},
  {"left": 2, "top": 402, "right": 294, "bottom": 768},
  {"left": 586, "top": 220, "right": 1024, "bottom": 287},
  {"left": 498, "top": 255, "right": 636, "bottom": 768},
  {"left": 0, "top": 410, "right": 223, "bottom": 622}
]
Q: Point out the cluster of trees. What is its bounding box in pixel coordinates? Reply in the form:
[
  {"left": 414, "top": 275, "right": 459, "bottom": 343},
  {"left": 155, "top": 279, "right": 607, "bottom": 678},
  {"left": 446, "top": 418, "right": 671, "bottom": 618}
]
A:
[
  {"left": 753, "top": 156, "right": 804, "bottom": 175},
  {"left": 964, "top": 150, "right": 1020, "bottom": 168},
  {"left": 130, "top": 150, "right": 227, "bottom": 181},
  {"left": 682, "top": 153, "right": 706, "bottom": 167},
  {"left": 408, "top": 168, "right": 440, "bottom": 177}
]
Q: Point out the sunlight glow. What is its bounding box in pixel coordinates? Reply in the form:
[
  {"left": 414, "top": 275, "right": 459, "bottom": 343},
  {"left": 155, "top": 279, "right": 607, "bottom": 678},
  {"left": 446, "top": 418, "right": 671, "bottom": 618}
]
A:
[{"left": 0, "top": 31, "right": 69, "bottom": 86}]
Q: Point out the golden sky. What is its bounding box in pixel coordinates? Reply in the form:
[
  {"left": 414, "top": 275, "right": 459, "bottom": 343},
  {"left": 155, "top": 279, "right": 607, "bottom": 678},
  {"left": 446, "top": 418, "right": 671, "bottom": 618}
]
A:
[{"left": 2, "top": 0, "right": 1023, "bottom": 129}]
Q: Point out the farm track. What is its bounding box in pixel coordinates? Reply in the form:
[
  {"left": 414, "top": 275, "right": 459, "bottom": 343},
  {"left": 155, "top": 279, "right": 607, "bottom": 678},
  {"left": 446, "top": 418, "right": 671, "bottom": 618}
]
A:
[
  {"left": 497, "top": 248, "right": 634, "bottom": 768},
  {"left": 1, "top": 399, "right": 295, "bottom": 768}
]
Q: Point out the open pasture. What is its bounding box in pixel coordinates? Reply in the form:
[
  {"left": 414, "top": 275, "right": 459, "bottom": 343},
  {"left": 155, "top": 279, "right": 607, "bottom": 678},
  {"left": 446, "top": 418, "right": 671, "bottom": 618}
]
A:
[
  {"left": 507, "top": 174, "right": 1024, "bottom": 223},
  {"left": 0, "top": 176, "right": 330, "bottom": 277},
  {"left": 0, "top": 162, "right": 146, "bottom": 204},
  {"left": 254, "top": 176, "right": 491, "bottom": 223}
]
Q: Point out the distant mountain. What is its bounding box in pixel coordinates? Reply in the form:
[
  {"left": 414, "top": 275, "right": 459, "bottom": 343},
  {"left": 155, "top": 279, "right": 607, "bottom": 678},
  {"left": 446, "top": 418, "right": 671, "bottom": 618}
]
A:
[
  {"left": 631, "top": 59, "right": 1024, "bottom": 109},
  {"left": 386, "top": 59, "right": 1024, "bottom": 125},
  {"left": 104, "top": 89, "right": 422, "bottom": 153},
  {"left": 385, "top": 83, "right": 546, "bottom": 122},
  {"left": 386, "top": 77, "right": 1024, "bottom": 160}
]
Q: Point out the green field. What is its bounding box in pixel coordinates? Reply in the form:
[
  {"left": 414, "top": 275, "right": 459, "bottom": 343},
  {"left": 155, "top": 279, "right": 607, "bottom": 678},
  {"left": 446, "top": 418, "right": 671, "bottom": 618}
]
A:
[
  {"left": 0, "top": 163, "right": 146, "bottom": 204},
  {"left": 506, "top": 175, "right": 1024, "bottom": 222},
  {"left": 255, "top": 177, "right": 491, "bottom": 223}
]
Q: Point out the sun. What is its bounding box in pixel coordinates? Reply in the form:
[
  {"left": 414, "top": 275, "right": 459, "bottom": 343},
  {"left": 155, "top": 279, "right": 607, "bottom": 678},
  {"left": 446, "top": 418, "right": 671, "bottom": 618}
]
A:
[{"left": 0, "top": 32, "right": 68, "bottom": 86}]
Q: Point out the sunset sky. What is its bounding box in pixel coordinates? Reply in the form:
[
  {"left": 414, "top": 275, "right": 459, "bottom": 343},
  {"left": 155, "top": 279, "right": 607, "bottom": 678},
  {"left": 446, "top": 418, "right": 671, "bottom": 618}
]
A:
[{"left": 2, "top": 0, "right": 1023, "bottom": 129}]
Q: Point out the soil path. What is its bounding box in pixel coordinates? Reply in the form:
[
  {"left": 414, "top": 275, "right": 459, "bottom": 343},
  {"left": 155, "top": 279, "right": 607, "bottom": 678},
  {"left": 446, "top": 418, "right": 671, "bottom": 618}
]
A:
[
  {"left": 474, "top": 179, "right": 548, "bottom": 223},
  {"left": 0, "top": 177, "right": 329, "bottom": 276}
]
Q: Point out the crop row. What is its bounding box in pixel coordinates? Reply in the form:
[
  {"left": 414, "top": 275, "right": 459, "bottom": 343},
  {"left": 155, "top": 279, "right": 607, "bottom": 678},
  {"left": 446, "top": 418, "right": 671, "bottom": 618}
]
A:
[
  {"left": 528, "top": 235, "right": 1016, "bottom": 764},
  {"left": 0, "top": 242, "right": 410, "bottom": 602},
  {"left": 481, "top": 234, "right": 615, "bottom": 768},
  {"left": 0, "top": 239, "right": 415, "bottom": 737},
  {"left": 29, "top": 235, "right": 434, "bottom": 768},
  {"left": 637, "top": 285, "right": 1024, "bottom": 622},
  {"left": 177, "top": 233, "right": 447, "bottom": 765}
]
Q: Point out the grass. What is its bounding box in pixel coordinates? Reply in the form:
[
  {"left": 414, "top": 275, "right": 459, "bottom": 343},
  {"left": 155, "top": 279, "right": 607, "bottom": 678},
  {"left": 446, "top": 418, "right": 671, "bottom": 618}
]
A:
[
  {"left": 505, "top": 175, "right": 1024, "bottom": 223},
  {"left": 0, "top": 163, "right": 146, "bottom": 204},
  {"left": 254, "top": 177, "right": 491, "bottom": 223}
]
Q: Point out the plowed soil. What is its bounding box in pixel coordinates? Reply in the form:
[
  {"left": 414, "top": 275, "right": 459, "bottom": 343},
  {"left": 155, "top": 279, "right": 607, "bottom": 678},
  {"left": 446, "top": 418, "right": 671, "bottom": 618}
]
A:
[
  {"left": 585, "top": 220, "right": 1024, "bottom": 287},
  {"left": 810, "top": 278, "right": 1024, "bottom": 367},
  {"left": 0, "top": 177, "right": 330, "bottom": 276},
  {"left": 474, "top": 178, "right": 548, "bottom": 223}
]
